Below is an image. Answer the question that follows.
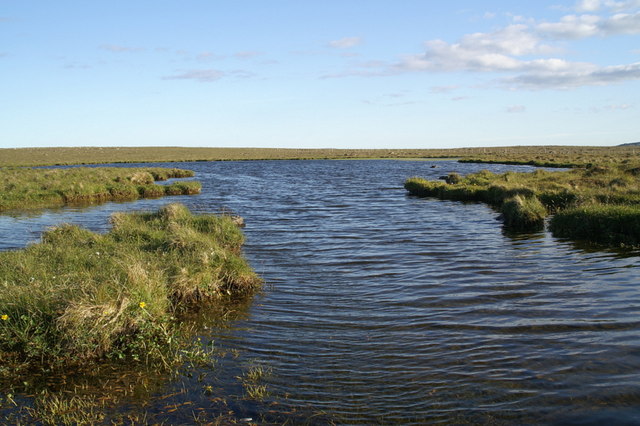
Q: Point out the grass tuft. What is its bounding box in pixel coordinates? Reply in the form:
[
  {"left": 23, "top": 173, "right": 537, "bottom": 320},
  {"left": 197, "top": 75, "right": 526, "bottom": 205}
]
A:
[
  {"left": 0, "top": 204, "right": 261, "bottom": 370},
  {"left": 550, "top": 204, "right": 640, "bottom": 247},
  {"left": 0, "top": 167, "right": 201, "bottom": 212},
  {"left": 406, "top": 164, "right": 640, "bottom": 246}
]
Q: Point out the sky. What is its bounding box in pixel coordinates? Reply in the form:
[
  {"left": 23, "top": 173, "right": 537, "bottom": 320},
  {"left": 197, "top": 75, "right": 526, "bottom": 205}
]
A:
[{"left": 1, "top": 0, "right": 639, "bottom": 149}]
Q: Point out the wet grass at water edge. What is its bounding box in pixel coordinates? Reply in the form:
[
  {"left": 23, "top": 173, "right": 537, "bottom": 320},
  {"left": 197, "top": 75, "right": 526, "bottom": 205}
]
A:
[
  {"left": 0, "top": 203, "right": 261, "bottom": 373},
  {"left": 405, "top": 164, "right": 640, "bottom": 247},
  {"left": 0, "top": 167, "right": 201, "bottom": 212}
]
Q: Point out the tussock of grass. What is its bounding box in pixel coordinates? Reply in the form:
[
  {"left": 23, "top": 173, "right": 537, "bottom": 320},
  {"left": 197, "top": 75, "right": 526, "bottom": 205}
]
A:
[
  {"left": 0, "top": 204, "right": 261, "bottom": 370},
  {"left": 501, "top": 195, "right": 546, "bottom": 230},
  {"left": 0, "top": 167, "right": 200, "bottom": 212},
  {"left": 550, "top": 204, "right": 640, "bottom": 247},
  {"left": 405, "top": 164, "right": 640, "bottom": 246}
]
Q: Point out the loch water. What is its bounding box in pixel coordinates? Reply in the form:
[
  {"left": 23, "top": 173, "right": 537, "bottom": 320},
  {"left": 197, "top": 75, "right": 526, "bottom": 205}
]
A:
[{"left": 1, "top": 160, "right": 639, "bottom": 424}]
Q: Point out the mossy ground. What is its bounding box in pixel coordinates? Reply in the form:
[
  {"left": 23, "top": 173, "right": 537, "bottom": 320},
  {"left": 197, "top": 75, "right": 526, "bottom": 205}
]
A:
[
  {"left": 405, "top": 165, "right": 640, "bottom": 247},
  {"left": 0, "top": 167, "right": 201, "bottom": 212}
]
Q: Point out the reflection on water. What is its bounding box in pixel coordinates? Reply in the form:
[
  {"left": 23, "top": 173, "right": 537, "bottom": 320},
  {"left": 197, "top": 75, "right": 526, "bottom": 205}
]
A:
[{"left": 1, "top": 160, "right": 639, "bottom": 424}]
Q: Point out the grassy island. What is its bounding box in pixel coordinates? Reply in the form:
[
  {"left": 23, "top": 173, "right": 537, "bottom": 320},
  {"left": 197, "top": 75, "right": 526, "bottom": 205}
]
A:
[
  {"left": 0, "top": 203, "right": 261, "bottom": 372},
  {"left": 0, "top": 167, "right": 201, "bottom": 212},
  {"left": 405, "top": 165, "right": 640, "bottom": 247}
]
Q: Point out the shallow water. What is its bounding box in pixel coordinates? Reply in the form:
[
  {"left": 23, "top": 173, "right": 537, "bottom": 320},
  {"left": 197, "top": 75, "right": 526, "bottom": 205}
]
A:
[{"left": 1, "top": 160, "right": 639, "bottom": 424}]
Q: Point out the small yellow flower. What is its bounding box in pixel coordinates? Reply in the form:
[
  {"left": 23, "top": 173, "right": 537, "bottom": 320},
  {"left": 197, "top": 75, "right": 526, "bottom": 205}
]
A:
[
  {"left": 1, "top": 314, "right": 8, "bottom": 321},
  {"left": 139, "top": 302, "right": 146, "bottom": 309}
]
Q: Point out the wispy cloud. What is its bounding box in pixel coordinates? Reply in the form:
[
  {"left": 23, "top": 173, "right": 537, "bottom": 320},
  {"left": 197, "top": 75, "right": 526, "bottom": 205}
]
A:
[
  {"left": 430, "top": 85, "right": 460, "bottom": 94},
  {"left": 234, "top": 51, "right": 263, "bottom": 59},
  {"left": 575, "top": 0, "right": 640, "bottom": 12},
  {"left": 604, "top": 103, "right": 633, "bottom": 109},
  {"left": 319, "top": 3, "right": 640, "bottom": 90},
  {"left": 537, "top": 11, "right": 640, "bottom": 38},
  {"left": 328, "top": 36, "right": 363, "bottom": 49},
  {"left": 163, "top": 69, "right": 255, "bottom": 83},
  {"left": 196, "top": 51, "right": 219, "bottom": 61},
  {"left": 100, "top": 44, "right": 145, "bottom": 53},
  {"left": 576, "top": 0, "right": 602, "bottom": 12},
  {"left": 506, "top": 105, "right": 526, "bottom": 113},
  {"left": 389, "top": 3, "right": 640, "bottom": 90},
  {"left": 164, "top": 69, "right": 225, "bottom": 82},
  {"left": 504, "top": 62, "right": 640, "bottom": 89}
]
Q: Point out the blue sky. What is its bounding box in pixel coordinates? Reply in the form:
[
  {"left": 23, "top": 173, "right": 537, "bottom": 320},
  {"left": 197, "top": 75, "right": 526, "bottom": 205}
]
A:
[{"left": 1, "top": 0, "right": 639, "bottom": 149}]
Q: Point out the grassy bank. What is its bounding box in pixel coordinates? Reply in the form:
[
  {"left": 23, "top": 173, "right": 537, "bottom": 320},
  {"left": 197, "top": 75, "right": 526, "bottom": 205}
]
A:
[
  {"left": 0, "top": 203, "right": 261, "bottom": 372},
  {"left": 1, "top": 145, "right": 638, "bottom": 167},
  {"left": 405, "top": 165, "right": 640, "bottom": 247},
  {"left": 0, "top": 167, "right": 201, "bottom": 212}
]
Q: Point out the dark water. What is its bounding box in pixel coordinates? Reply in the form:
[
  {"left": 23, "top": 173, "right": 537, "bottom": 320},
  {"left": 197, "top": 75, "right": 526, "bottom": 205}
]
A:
[{"left": 1, "top": 160, "right": 639, "bottom": 424}]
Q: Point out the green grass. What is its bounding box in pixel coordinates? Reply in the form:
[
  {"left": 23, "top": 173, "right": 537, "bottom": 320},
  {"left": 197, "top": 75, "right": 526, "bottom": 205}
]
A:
[
  {"left": 1, "top": 145, "right": 639, "bottom": 168},
  {"left": 0, "top": 203, "right": 261, "bottom": 372},
  {"left": 550, "top": 204, "right": 640, "bottom": 247},
  {"left": 0, "top": 167, "right": 201, "bottom": 212},
  {"left": 405, "top": 165, "right": 640, "bottom": 247}
]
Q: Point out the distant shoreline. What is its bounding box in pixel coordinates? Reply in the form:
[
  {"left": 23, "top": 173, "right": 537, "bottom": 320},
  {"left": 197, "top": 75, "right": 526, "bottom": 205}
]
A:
[{"left": 1, "top": 145, "right": 638, "bottom": 168}]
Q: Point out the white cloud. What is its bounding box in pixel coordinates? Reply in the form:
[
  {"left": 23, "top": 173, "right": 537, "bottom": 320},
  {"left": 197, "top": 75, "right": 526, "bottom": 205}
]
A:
[
  {"left": 430, "top": 85, "right": 460, "bottom": 94},
  {"left": 397, "top": 25, "right": 563, "bottom": 74},
  {"left": 601, "top": 12, "right": 640, "bottom": 34},
  {"left": 234, "top": 51, "right": 262, "bottom": 59},
  {"left": 328, "top": 37, "right": 363, "bottom": 49},
  {"left": 537, "top": 14, "right": 602, "bottom": 38},
  {"left": 604, "top": 103, "right": 633, "bottom": 109},
  {"left": 538, "top": 11, "right": 640, "bottom": 38},
  {"left": 576, "top": 0, "right": 602, "bottom": 12},
  {"left": 601, "top": 0, "right": 640, "bottom": 11},
  {"left": 325, "top": 4, "right": 640, "bottom": 90},
  {"left": 196, "top": 51, "right": 219, "bottom": 61},
  {"left": 507, "top": 105, "right": 526, "bottom": 113},
  {"left": 505, "top": 62, "right": 640, "bottom": 89},
  {"left": 100, "top": 44, "right": 145, "bottom": 53},
  {"left": 163, "top": 68, "right": 255, "bottom": 82},
  {"left": 164, "top": 69, "right": 225, "bottom": 82}
]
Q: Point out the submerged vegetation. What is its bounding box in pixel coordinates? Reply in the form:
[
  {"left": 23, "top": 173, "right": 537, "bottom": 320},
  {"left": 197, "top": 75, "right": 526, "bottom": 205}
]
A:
[
  {"left": 0, "top": 167, "right": 201, "bottom": 212},
  {"left": 0, "top": 203, "right": 261, "bottom": 373},
  {"left": 405, "top": 165, "right": 640, "bottom": 247}
]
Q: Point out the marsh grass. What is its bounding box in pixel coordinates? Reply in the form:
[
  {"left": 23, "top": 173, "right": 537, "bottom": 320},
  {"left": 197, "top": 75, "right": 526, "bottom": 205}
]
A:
[
  {"left": 2, "top": 145, "right": 639, "bottom": 168},
  {"left": 0, "top": 203, "right": 261, "bottom": 372},
  {"left": 405, "top": 165, "right": 640, "bottom": 246},
  {"left": 239, "top": 364, "right": 272, "bottom": 401},
  {"left": 0, "top": 167, "right": 200, "bottom": 212}
]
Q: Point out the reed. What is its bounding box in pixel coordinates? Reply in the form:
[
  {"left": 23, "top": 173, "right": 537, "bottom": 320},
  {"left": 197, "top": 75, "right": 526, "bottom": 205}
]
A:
[
  {"left": 0, "top": 204, "right": 261, "bottom": 371},
  {"left": 405, "top": 164, "right": 640, "bottom": 247},
  {"left": 0, "top": 167, "right": 200, "bottom": 212}
]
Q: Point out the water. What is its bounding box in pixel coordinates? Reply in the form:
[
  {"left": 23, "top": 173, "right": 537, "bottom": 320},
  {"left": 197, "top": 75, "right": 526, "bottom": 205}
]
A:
[{"left": 1, "top": 160, "right": 639, "bottom": 424}]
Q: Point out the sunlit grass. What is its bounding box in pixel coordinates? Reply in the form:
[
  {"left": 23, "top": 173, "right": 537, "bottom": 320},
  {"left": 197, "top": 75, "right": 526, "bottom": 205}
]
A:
[
  {"left": 0, "top": 166, "right": 200, "bottom": 212},
  {"left": 0, "top": 203, "right": 261, "bottom": 372},
  {"left": 406, "top": 164, "right": 640, "bottom": 247},
  {"left": 1, "top": 145, "right": 639, "bottom": 168}
]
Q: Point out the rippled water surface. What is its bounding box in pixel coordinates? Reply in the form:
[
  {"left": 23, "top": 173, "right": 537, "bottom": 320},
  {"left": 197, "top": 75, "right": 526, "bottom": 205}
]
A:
[{"left": 1, "top": 160, "right": 639, "bottom": 424}]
